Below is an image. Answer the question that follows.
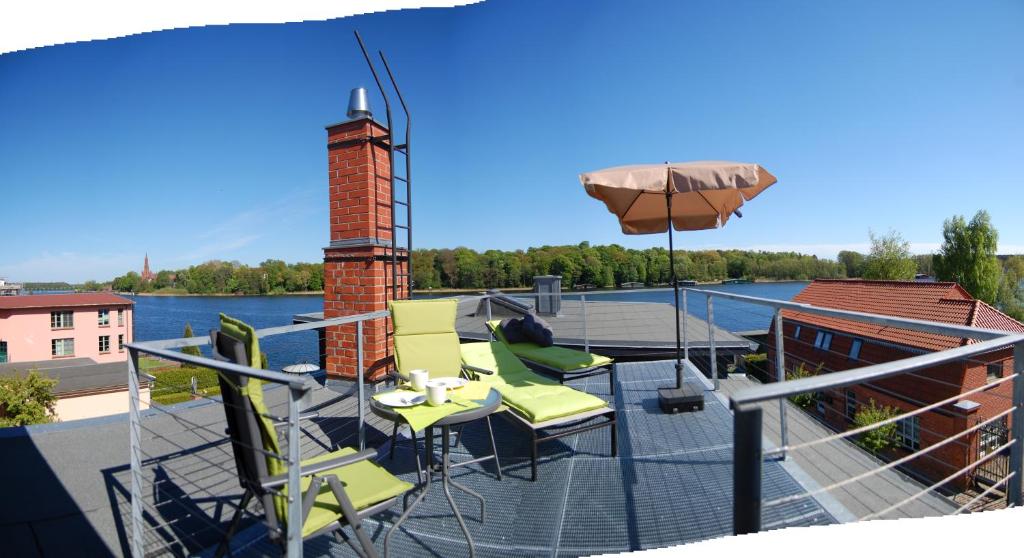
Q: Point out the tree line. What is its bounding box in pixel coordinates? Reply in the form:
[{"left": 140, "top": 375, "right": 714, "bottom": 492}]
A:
[
  {"left": 411, "top": 243, "right": 845, "bottom": 289},
  {"left": 98, "top": 260, "right": 325, "bottom": 295}
]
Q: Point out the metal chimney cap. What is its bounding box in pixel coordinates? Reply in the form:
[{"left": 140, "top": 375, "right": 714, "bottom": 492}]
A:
[{"left": 347, "top": 87, "right": 372, "bottom": 120}]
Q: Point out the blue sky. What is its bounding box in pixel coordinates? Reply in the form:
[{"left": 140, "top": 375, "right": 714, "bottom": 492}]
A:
[{"left": 1, "top": 0, "right": 1022, "bottom": 282}]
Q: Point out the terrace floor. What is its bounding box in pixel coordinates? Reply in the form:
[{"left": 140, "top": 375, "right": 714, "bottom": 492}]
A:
[{"left": 7, "top": 361, "right": 846, "bottom": 557}]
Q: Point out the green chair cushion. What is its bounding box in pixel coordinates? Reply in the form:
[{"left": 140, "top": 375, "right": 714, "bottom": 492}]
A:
[
  {"left": 495, "top": 383, "right": 607, "bottom": 423},
  {"left": 393, "top": 333, "right": 463, "bottom": 379},
  {"left": 507, "top": 343, "right": 614, "bottom": 371},
  {"left": 298, "top": 447, "right": 414, "bottom": 537},
  {"left": 486, "top": 320, "right": 613, "bottom": 372},
  {"left": 460, "top": 341, "right": 604, "bottom": 423},
  {"left": 460, "top": 342, "right": 557, "bottom": 388},
  {"left": 389, "top": 299, "right": 458, "bottom": 336}
]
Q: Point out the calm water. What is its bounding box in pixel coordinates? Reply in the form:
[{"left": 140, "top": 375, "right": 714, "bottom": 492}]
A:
[{"left": 129, "top": 281, "right": 807, "bottom": 367}]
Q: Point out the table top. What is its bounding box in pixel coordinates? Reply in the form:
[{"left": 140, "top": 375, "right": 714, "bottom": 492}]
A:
[{"left": 369, "top": 385, "right": 502, "bottom": 426}]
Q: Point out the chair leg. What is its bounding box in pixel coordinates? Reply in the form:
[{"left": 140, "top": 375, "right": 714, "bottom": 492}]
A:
[
  {"left": 326, "top": 476, "right": 378, "bottom": 558},
  {"left": 453, "top": 425, "right": 463, "bottom": 448},
  {"left": 609, "top": 367, "right": 615, "bottom": 396},
  {"left": 531, "top": 430, "right": 539, "bottom": 482},
  {"left": 410, "top": 428, "right": 424, "bottom": 485},
  {"left": 486, "top": 416, "right": 502, "bottom": 481},
  {"left": 388, "top": 420, "right": 399, "bottom": 460},
  {"left": 214, "top": 490, "right": 253, "bottom": 558}
]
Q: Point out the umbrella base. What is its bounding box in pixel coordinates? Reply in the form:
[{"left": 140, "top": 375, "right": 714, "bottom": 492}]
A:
[{"left": 658, "top": 385, "right": 704, "bottom": 414}]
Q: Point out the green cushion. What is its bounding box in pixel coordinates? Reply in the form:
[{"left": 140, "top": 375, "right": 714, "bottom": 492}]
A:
[
  {"left": 390, "top": 299, "right": 463, "bottom": 380},
  {"left": 389, "top": 299, "right": 458, "bottom": 336},
  {"left": 298, "top": 447, "right": 414, "bottom": 537},
  {"left": 393, "top": 333, "right": 463, "bottom": 380},
  {"left": 460, "top": 341, "right": 603, "bottom": 423},
  {"left": 496, "top": 383, "right": 607, "bottom": 423},
  {"left": 486, "top": 320, "right": 614, "bottom": 371}
]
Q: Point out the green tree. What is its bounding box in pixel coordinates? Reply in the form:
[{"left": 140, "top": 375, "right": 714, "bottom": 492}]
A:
[
  {"left": 0, "top": 371, "right": 58, "bottom": 427},
  {"left": 997, "top": 256, "right": 1024, "bottom": 321},
  {"left": 837, "top": 250, "right": 865, "bottom": 278},
  {"left": 182, "top": 323, "right": 202, "bottom": 358},
  {"left": 861, "top": 230, "right": 916, "bottom": 280},
  {"left": 852, "top": 399, "right": 900, "bottom": 453},
  {"left": 933, "top": 210, "right": 1001, "bottom": 303}
]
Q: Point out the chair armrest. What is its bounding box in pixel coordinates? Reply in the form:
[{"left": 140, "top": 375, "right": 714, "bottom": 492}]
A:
[
  {"left": 462, "top": 364, "right": 495, "bottom": 376},
  {"left": 272, "top": 410, "right": 320, "bottom": 429},
  {"left": 261, "top": 448, "right": 378, "bottom": 489}
]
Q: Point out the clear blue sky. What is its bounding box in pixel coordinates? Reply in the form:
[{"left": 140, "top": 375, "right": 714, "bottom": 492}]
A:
[{"left": 2, "top": 0, "right": 1022, "bottom": 282}]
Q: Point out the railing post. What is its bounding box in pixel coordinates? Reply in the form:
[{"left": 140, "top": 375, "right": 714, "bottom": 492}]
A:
[
  {"left": 733, "top": 403, "right": 763, "bottom": 535},
  {"left": 1008, "top": 341, "right": 1024, "bottom": 506},
  {"left": 581, "top": 294, "right": 589, "bottom": 353},
  {"left": 682, "top": 289, "right": 689, "bottom": 361},
  {"left": 485, "top": 297, "right": 493, "bottom": 341},
  {"left": 127, "top": 348, "right": 144, "bottom": 558},
  {"left": 707, "top": 296, "right": 718, "bottom": 390},
  {"left": 357, "top": 319, "right": 365, "bottom": 451},
  {"left": 286, "top": 385, "right": 304, "bottom": 557},
  {"left": 774, "top": 309, "right": 788, "bottom": 460}
]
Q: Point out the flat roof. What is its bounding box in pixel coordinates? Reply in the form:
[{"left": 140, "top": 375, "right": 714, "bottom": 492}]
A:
[
  {"left": 0, "top": 358, "right": 133, "bottom": 395},
  {"left": 0, "top": 292, "right": 134, "bottom": 311}
]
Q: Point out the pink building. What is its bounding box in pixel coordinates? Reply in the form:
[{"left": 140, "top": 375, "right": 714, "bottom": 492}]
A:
[{"left": 0, "top": 293, "right": 134, "bottom": 365}]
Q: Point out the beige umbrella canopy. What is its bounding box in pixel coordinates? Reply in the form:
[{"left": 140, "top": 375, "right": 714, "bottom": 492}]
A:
[
  {"left": 579, "top": 161, "right": 777, "bottom": 406},
  {"left": 580, "top": 161, "right": 777, "bottom": 234}
]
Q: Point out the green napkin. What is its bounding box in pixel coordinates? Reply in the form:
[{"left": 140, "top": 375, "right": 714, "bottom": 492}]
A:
[{"left": 375, "top": 388, "right": 482, "bottom": 432}]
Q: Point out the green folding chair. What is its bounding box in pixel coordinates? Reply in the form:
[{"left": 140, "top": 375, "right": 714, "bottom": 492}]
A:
[
  {"left": 387, "top": 298, "right": 503, "bottom": 479},
  {"left": 212, "top": 314, "right": 413, "bottom": 558}
]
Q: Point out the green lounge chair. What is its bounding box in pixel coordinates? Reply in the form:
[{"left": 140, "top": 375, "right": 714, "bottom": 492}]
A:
[
  {"left": 386, "top": 298, "right": 503, "bottom": 479},
  {"left": 460, "top": 340, "right": 617, "bottom": 481},
  {"left": 211, "top": 316, "right": 413, "bottom": 558},
  {"left": 485, "top": 319, "right": 617, "bottom": 395}
]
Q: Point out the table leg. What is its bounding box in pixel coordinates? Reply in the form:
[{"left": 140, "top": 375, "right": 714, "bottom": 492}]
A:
[{"left": 441, "top": 424, "right": 476, "bottom": 558}]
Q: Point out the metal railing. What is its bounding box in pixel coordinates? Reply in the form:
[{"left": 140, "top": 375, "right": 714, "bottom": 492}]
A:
[
  {"left": 686, "top": 287, "right": 1024, "bottom": 534},
  {"left": 126, "top": 310, "right": 387, "bottom": 558}
]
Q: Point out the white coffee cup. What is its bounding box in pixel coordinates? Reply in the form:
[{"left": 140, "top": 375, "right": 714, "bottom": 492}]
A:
[
  {"left": 425, "top": 380, "right": 447, "bottom": 406},
  {"left": 409, "top": 369, "right": 429, "bottom": 392}
]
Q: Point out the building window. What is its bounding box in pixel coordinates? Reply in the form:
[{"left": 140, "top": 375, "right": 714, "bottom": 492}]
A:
[
  {"left": 98, "top": 309, "right": 110, "bottom": 326},
  {"left": 814, "top": 331, "right": 833, "bottom": 351},
  {"left": 52, "top": 338, "right": 75, "bottom": 357},
  {"left": 897, "top": 415, "right": 920, "bottom": 451},
  {"left": 99, "top": 335, "right": 110, "bottom": 353},
  {"left": 793, "top": 325, "right": 802, "bottom": 340},
  {"left": 849, "top": 338, "right": 863, "bottom": 361},
  {"left": 118, "top": 309, "right": 124, "bottom": 326},
  {"left": 118, "top": 334, "right": 125, "bottom": 352},
  {"left": 50, "top": 310, "right": 74, "bottom": 329},
  {"left": 0, "top": 340, "right": 7, "bottom": 363},
  {"left": 845, "top": 389, "right": 857, "bottom": 421},
  {"left": 987, "top": 363, "right": 1004, "bottom": 383},
  {"left": 815, "top": 396, "right": 826, "bottom": 415}
]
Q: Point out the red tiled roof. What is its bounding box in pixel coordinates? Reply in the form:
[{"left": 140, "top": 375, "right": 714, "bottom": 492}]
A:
[
  {"left": 782, "top": 279, "right": 1024, "bottom": 351},
  {"left": 0, "top": 292, "right": 134, "bottom": 310}
]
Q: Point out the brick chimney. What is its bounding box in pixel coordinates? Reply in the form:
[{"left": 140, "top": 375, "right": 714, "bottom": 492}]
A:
[{"left": 322, "top": 116, "right": 408, "bottom": 381}]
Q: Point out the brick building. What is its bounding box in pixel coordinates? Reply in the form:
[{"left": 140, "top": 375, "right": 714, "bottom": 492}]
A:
[{"left": 767, "top": 279, "right": 1023, "bottom": 488}]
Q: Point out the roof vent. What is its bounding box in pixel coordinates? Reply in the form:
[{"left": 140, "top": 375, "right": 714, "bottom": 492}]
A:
[{"left": 347, "top": 87, "right": 372, "bottom": 120}]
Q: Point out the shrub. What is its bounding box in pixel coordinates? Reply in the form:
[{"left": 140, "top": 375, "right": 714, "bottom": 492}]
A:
[
  {"left": 151, "top": 366, "right": 221, "bottom": 405},
  {"left": 853, "top": 399, "right": 900, "bottom": 453},
  {"left": 786, "top": 362, "right": 822, "bottom": 408},
  {"left": 0, "top": 370, "right": 58, "bottom": 427}
]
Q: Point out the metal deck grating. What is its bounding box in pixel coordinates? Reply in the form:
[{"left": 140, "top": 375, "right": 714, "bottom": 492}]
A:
[{"left": 287, "top": 360, "right": 835, "bottom": 557}]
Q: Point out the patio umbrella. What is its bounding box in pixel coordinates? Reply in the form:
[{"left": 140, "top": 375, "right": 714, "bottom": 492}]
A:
[{"left": 579, "top": 161, "right": 777, "bottom": 407}]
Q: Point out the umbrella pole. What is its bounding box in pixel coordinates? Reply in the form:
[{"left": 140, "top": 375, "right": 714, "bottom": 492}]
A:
[{"left": 667, "top": 190, "right": 683, "bottom": 390}]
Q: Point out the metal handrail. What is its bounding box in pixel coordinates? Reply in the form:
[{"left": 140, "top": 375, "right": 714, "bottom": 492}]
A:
[{"left": 730, "top": 333, "right": 1024, "bottom": 407}]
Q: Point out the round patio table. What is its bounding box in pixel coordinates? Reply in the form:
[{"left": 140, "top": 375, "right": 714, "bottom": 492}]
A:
[{"left": 371, "top": 386, "right": 502, "bottom": 558}]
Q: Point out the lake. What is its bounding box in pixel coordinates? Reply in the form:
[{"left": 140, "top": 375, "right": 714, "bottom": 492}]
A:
[{"left": 128, "top": 281, "right": 808, "bottom": 368}]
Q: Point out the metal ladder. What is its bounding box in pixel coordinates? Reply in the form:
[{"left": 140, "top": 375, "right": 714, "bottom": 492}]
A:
[{"left": 355, "top": 31, "right": 413, "bottom": 301}]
